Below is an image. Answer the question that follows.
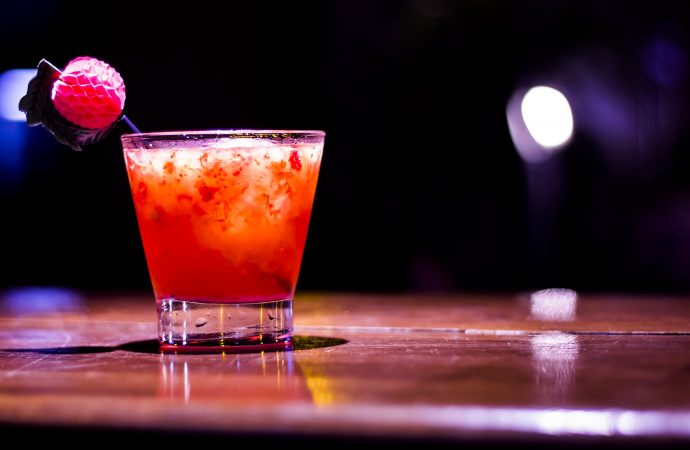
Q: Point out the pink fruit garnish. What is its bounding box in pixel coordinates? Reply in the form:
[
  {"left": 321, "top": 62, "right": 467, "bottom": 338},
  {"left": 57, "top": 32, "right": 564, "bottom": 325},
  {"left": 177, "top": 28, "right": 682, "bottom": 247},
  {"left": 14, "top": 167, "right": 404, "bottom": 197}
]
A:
[{"left": 51, "top": 57, "right": 125, "bottom": 129}]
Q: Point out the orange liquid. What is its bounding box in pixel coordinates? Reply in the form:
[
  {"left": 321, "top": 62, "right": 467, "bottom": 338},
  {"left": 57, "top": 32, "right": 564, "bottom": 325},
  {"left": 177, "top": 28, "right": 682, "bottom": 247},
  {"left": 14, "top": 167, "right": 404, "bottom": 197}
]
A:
[{"left": 123, "top": 142, "right": 322, "bottom": 303}]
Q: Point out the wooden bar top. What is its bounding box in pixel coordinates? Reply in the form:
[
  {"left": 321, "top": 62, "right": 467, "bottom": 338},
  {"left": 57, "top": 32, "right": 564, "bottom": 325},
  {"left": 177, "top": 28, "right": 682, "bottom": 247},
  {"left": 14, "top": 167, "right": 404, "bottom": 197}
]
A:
[{"left": 1, "top": 290, "right": 690, "bottom": 446}]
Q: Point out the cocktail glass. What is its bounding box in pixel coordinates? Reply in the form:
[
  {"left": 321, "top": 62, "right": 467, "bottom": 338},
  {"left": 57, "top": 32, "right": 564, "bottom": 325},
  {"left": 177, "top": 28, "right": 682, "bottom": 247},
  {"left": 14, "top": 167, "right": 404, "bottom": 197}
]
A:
[{"left": 121, "top": 130, "right": 325, "bottom": 352}]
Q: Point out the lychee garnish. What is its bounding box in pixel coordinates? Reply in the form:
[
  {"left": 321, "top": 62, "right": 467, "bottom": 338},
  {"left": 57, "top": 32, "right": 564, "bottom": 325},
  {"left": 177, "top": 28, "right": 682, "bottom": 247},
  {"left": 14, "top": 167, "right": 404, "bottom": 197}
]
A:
[
  {"left": 18, "top": 57, "right": 132, "bottom": 151},
  {"left": 51, "top": 57, "right": 125, "bottom": 129}
]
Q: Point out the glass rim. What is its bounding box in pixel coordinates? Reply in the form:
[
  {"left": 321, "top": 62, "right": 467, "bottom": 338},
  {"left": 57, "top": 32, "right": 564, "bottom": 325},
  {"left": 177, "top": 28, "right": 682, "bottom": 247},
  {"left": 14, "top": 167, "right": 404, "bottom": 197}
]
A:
[{"left": 121, "top": 129, "right": 325, "bottom": 141}]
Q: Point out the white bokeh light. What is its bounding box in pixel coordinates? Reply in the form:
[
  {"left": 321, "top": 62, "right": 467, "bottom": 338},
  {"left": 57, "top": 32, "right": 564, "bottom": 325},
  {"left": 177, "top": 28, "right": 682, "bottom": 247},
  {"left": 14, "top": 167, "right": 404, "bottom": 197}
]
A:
[
  {"left": 521, "top": 86, "right": 574, "bottom": 148},
  {"left": 530, "top": 288, "right": 577, "bottom": 321},
  {"left": 0, "top": 69, "right": 36, "bottom": 121}
]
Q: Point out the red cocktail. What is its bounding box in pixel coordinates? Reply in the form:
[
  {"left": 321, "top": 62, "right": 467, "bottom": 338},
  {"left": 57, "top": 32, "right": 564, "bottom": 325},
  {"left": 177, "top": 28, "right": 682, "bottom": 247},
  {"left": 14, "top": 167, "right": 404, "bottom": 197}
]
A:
[{"left": 121, "top": 130, "right": 324, "bottom": 352}]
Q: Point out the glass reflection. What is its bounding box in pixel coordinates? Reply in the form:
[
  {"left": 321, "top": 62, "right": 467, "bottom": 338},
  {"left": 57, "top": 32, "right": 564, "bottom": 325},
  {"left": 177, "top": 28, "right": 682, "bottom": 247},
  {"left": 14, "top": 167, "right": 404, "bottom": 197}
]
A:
[
  {"left": 531, "top": 333, "right": 579, "bottom": 403},
  {"left": 159, "top": 351, "right": 312, "bottom": 404}
]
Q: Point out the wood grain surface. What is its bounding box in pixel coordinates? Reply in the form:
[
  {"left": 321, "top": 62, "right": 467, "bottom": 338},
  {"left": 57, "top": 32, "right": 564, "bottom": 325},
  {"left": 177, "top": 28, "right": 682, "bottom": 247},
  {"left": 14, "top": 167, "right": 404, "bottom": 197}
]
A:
[{"left": 1, "top": 291, "right": 689, "bottom": 446}]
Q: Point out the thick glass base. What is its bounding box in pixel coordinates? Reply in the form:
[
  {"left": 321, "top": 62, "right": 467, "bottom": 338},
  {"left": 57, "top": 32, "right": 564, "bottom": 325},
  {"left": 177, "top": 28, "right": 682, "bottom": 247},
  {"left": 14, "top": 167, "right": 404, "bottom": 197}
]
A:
[{"left": 158, "top": 298, "right": 292, "bottom": 353}]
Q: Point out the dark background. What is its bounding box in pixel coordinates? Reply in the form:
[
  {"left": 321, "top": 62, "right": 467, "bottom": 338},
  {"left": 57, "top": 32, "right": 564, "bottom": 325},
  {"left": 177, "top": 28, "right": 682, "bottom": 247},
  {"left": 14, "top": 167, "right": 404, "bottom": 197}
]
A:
[{"left": 2, "top": 0, "right": 690, "bottom": 295}]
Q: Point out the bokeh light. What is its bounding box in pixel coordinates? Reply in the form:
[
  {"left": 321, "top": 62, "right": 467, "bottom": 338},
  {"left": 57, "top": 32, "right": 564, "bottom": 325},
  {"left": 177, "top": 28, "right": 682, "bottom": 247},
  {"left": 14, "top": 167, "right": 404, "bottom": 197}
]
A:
[
  {"left": 521, "top": 86, "right": 574, "bottom": 149},
  {"left": 507, "top": 85, "right": 574, "bottom": 164},
  {"left": 0, "top": 69, "right": 36, "bottom": 121}
]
